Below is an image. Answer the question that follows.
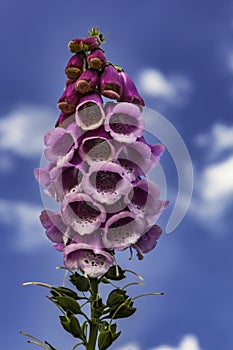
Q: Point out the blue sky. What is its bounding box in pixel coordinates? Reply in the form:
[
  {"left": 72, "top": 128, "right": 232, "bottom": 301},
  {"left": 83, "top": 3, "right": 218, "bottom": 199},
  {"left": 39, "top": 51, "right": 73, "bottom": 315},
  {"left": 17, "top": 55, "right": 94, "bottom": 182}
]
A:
[{"left": 1, "top": 1, "right": 233, "bottom": 349}]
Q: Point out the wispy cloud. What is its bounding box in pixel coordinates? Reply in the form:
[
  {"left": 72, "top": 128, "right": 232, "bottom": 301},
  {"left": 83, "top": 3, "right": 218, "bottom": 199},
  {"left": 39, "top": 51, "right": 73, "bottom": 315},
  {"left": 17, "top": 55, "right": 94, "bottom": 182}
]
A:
[
  {"left": 0, "top": 105, "right": 55, "bottom": 157},
  {"left": 0, "top": 199, "right": 47, "bottom": 250},
  {"left": 115, "top": 335, "right": 202, "bottom": 350},
  {"left": 137, "top": 68, "right": 192, "bottom": 109},
  {"left": 192, "top": 123, "right": 233, "bottom": 229},
  {"left": 195, "top": 123, "right": 233, "bottom": 158}
]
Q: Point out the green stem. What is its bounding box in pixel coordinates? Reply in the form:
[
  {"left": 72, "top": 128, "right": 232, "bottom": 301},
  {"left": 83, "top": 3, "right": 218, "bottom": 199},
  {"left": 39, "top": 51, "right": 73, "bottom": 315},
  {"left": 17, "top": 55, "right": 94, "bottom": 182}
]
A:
[{"left": 86, "top": 278, "right": 99, "bottom": 350}]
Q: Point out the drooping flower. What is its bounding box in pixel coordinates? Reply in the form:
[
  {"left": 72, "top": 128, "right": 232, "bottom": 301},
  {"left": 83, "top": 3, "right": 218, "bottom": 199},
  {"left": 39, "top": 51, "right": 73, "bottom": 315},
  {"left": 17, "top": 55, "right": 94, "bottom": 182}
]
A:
[
  {"left": 82, "top": 161, "right": 132, "bottom": 205},
  {"left": 126, "top": 178, "right": 168, "bottom": 224},
  {"left": 65, "top": 54, "right": 84, "bottom": 80},
  {"left": 75, "top": 69, "right": 99, "bottom": 94},
  {"left": 61, "top": 192, "right": 106, "bottom": 235},
  {"left": 78, "top": 127, "right": 116, "bottom": 164},
  {"left": 57, "top": 83, "right": 80, "bottom": 113},
  {"left": 119, "top": 71, "right": 145, "bottom": 106},
  {"left": 132, "top": 225, "right": 162, "bottom": 260},
  {"left": 39, "top": 210, "right": 66, "bottom": 243},
  {"left": 116, "top": 141, "right": 156, "bottom": 181},
  {"left": 68, "top": 36, "right": 101, "bottom": 53},
  {"left": 105, "top": 102, "right": 145, "bottom": 143},
  {"left": 75, "top": 92, "right": 105, "bottom": 130},
  {"left": 103, "top": 211, "right": 146, "bottom": 251},
  {"left": 63, "top": 231, "right": 114, "bottom": 278},
  {"left": 87, "top": 49, "right": 106, "bottom": 70},
  {"left": 46, "top": 162, "right": 86, "bottom": 201},
  {"left": 43, "top": 123, "right": 80, "bottom": 165},
  {"left": 100, "top": 65, "right": 122, "bottom": 100}
]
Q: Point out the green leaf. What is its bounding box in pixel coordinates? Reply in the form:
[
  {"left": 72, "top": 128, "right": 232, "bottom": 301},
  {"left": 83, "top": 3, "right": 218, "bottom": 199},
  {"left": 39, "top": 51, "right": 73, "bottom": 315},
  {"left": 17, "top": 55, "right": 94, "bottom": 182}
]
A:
[
  {"left": 60, "top": 315, "right": 71, "bottom": 333},
  {"left": 98, "top": 330, "right": 113, "bottom": 350},
  {"left": 104, "top": 266, "right": 126, "bottom": 281},
  {"left": 56, "top": 296, "right": 82, "bottom": 314},
  {"left": 110, "top": 323, "right": 121, "bottom": 341},
  {"left": 106, "top": 289, "right": 127, "bottom": 307},
  {"left": 110, "top": 299, "right": 136, "bottom": 319},
  {"left": 70, "top": 273, "right": 90, "bottom": 292},
  {"left": 69, "top": 314, "right": 83, "bottom": 339},
  {"left": 51, "top": 286, "right": 79, "bottom": 300},
  {"left": 59, "top": 315, "right": 84, "bottom": 339}
]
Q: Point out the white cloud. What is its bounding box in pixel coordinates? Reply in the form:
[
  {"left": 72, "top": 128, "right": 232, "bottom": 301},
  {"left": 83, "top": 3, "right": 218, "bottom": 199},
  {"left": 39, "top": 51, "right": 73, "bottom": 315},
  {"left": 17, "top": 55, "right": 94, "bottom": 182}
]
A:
[
  {"left": 0, "top": 199, "right": 47, "bottom": 250},
  {"left": 196, "top": 123, "right": 233, "bottom": 157},
  {"left": 0, "top": 105, "right": 56, "bottom": 157},
  {"left": 151, "top": 335, "right": 201, "bottom": 350},
  {"left": 115, "top": 335, "right": 202, "bottom": 350},
  {"left": 137, "top": 68, "right": 192, "bottom": 107},
  {"left": 115, "top": 344, "right": 140, "bottom": 350},
  {"left": 192, "top": 123, "right": 233, "bottom": 228},
  {"left": 200, "top": 156, "right": 233, "bottom": 201}
]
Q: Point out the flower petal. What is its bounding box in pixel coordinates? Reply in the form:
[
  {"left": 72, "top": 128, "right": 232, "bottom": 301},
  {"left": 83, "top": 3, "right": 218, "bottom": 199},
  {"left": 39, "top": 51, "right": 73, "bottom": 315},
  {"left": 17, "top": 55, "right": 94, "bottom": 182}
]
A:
[
  {"left": 64, "top": 242, "right": 114, "bottom": 278},
  {"left": 61, "top": 192, "right": 106, "bottom": 235},
  {"left": 76, "top": 93, "right": 105, "bottom": 130},
  {"left": 82, "top": 161, "right": 132, "bottom": 205},
  {"left": 40, "top": 210, "right": 66, "bottom": 243},
  {"left": 103, "top": 211, "right": 146, "bottom": 250},
  {"left": 126, "top": 179, "right": 168, "bottom": 224},
  {"left": 79, "top": 128, "right": 115, "bottom": 164},
  {"left": 119, "top": 72, "right": 145, "bottom": 106},
  {"left": 132, "top": 225, "right": 162, "bottom": 260},
  {"left": 100, "top": 65, "right": 122, "bottom": 100},
  {"left": 105, "top": 102, "right": 144, "bottom": 143}
]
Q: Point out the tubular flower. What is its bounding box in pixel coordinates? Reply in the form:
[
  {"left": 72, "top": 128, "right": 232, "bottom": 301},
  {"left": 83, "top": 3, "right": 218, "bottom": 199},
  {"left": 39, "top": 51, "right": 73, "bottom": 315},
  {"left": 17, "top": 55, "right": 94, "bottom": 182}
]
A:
[
  {"left": 65, "top": 54, "right": 84, "bottom": 80},
  {"left": 75, "top": 69, "right": 99, "bottom": 94},
  {"left": 105, "top": 102, "right": 145, "bottom": 143},
  {"left": 78, "top": 127, "right": 115, "bottom": 164},
  {"left": 100, "top": 64, "right": 122, "bottom": 100},
  {"left": 116, "top": 141, "right": 156, "bottom": 181},
  {"left": 63, "top": 231, "right": 114, "bottom": 278},
  {"left": 43, "top": 123, "right": 80, "bottom": 165},
  {"left": 103, "top": 211, "right": 146, "bottom": 251},
  {"left": 76, "top": 92, "right": 105, "bottom": 130},
  {"left": 87, "top": 49, "right": 106, "bottom": 70},
  {"left": 61, "top": 192, "right": 106, "bottom": 235},
  {"left": 126, "top": 178, "right": 168, "bottom": 224},
  {"left": 57, "top": 82, "right": 80, "bottom": 113},
  {"left": 39, "top": 210, "right": 66, "bottom": 243},
  {"left": 119, "top": 71, "right": 145, "bottom": 106},
  {"left": 82, "top": 161, "right": 132, "bottom": 205},
  {"left": 36, "top": 29, "right": 168, "bottom": 278},
  {"left": 68, "top": 36, "right": 101, "bottom": 53},
  {"left": 132, "top": 225, "right": 163, "bottom": 260}
]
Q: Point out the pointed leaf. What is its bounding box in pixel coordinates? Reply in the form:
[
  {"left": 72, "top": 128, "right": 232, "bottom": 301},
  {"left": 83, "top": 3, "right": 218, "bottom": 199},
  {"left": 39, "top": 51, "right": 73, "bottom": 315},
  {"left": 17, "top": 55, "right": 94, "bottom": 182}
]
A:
[
  {"left": 98, "top": 330, "right": 113, "bottom": 350},
  {"left": 57, "top": 296, "right": 82, "bottom": 314},
  {"left": 51, "top": 286, "right": 79, "bottom": 300},
  {"left": 106, "top": 289, "right": 127, "bottom": 307},
  {"left": 70, "top": 273, "right": 90, "bottom": 292}
]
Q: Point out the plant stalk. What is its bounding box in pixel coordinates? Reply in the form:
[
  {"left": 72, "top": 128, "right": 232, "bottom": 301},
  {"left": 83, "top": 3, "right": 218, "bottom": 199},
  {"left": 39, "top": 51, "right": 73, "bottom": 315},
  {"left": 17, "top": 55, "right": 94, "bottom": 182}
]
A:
[{"left": 86, "top": 278, "right": 99, "bottom": 350}]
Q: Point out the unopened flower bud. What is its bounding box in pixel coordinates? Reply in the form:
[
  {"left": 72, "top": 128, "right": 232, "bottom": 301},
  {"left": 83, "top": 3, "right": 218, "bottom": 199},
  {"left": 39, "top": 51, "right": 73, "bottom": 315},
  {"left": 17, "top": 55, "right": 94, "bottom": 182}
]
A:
[
  {"left": 68, "top": 38, "right": 83, "bottom": 53},
  {"left": 87, "top": 49, "right": 106, "bottom": 70},
  {"left": 57, "top": 83, "right": 80, "bottom": 113},
  {"left": 100, "top": 65, "right": 122, "bottom": 100},
  {"left": 82, "top": 36, "right": 101, "bottom": 51},
  {"left": 65, "top": 54, "right": 84, "bottom": 79},
  {"left": 75, "top": 69, "right": 98, "bottom": 94},
  {"left": 119, "top": 72, "right": 145, "bottom": 106}
]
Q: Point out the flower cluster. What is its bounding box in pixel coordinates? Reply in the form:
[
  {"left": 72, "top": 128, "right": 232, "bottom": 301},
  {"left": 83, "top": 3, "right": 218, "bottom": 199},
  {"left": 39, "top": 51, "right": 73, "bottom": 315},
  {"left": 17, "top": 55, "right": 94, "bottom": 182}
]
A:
[{"left": 35, "top": 29, "right": 168, "bottom": 278}]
